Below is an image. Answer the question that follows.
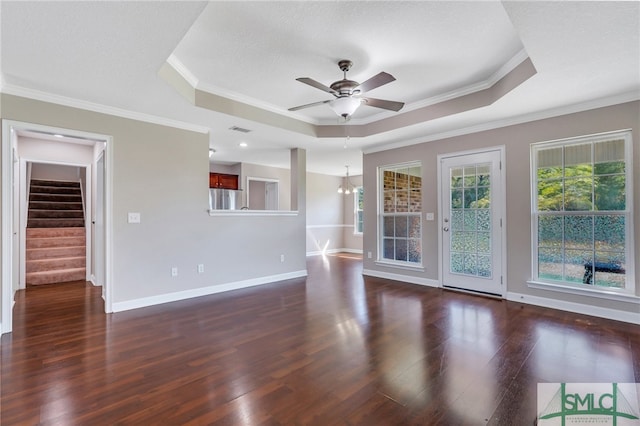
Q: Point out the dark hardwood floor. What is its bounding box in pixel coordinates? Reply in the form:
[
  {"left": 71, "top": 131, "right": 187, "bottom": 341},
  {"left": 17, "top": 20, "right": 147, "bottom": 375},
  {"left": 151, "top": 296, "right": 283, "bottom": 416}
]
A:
[{"left": 2, "top": 254, "right": 639, "bottom": 425}]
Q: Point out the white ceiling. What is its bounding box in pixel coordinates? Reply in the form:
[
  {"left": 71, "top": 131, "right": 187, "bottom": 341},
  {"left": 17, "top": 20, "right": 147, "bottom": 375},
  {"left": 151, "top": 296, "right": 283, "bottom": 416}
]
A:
[{"left": 1, "top": 1, "right": 638, "bottom": 176}]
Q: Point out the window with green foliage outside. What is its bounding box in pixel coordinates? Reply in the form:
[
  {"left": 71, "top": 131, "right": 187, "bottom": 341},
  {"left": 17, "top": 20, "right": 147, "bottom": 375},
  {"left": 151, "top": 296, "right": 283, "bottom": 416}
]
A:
[{"left": 532, "top": 131, "right": 634, "bottom": 292}]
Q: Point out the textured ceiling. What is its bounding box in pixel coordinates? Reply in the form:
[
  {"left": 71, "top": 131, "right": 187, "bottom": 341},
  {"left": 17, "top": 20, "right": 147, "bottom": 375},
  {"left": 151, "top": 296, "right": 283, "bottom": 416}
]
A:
[
  {"left": 171, "top": 1, "right": 524, "bottom": 123},
  {"left": 1, "top": 1, "right": 638, "bottom": 176}
]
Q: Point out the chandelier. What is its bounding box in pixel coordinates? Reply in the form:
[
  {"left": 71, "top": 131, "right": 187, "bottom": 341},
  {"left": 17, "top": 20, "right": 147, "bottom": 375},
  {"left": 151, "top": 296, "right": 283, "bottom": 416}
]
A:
[{"left": 337, "top": 165, "right": 354, "bottom": 195}]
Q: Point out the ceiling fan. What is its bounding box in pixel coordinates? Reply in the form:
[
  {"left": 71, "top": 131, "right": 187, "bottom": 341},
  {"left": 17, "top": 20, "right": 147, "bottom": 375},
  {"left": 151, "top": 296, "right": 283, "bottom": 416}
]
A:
[{"left": 289, "top": 60, "right": 404, "bottom": 119}]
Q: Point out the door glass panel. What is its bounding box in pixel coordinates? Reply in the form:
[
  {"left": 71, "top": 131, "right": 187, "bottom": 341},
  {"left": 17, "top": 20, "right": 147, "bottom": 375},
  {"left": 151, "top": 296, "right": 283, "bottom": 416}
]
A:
[
  {"left": 449, "top": 163, "right": 492, "bottom": 278},
  {"left": 451, "top": 253, "right": 464, "bottom": 273}
]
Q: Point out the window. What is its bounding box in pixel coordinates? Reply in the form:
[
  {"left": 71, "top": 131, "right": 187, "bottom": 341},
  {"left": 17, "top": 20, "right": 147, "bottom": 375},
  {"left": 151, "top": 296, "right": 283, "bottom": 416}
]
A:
[
  {"left": 531, "top": 130, "right": 634, "bottom": 293},
  {"left": 379, "top": 163, "right": 422, "bottom": 265},
  {"left": 354, "top": 186, "right": 364, "bottom": 234}
]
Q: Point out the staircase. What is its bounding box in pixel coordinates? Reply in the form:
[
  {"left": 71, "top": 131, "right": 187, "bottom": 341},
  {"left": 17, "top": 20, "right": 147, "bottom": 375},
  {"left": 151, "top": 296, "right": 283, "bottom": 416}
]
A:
[{"left": 26, "top": 179, "right": 86, "bottom": 285}]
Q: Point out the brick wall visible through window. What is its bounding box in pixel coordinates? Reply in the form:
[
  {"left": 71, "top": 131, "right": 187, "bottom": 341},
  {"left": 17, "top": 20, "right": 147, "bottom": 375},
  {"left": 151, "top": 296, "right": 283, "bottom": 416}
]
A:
[{"left": 379, "top": 164, "right": 422, "bottom": 264}]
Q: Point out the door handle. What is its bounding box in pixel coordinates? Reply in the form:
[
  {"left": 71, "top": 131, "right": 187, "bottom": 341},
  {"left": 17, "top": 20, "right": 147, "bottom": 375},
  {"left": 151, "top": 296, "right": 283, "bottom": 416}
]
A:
[{"left": 443, "top": 227, "right": 449, "bottom": 232}]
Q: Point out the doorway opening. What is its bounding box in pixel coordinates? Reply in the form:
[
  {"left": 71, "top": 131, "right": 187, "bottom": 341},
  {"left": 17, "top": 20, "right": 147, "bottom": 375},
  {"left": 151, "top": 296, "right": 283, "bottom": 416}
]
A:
[
  {"left": 1, "top": 121, "right": 112, "bottom": 335},
  {"left": 247, "top": 177, "right": 279, "bottom": 210}
]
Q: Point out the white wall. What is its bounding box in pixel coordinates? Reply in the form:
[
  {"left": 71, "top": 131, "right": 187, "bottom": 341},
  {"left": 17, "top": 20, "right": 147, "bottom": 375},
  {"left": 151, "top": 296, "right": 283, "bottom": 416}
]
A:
[
  {"left": 363, "top": 101, "right": 640, "bottom": 321},
  {"left": 31, "top": 163, "right": 80, "bottom": 181},
  {"left": 0, "top": 94, "right": 307, "bottom": 317},
  {"left": 18, "top": 137, "right": 94, "bottom": 165},
  {"left": 341, "top": 174, "right": 363, "bottom": 253},
  {"left": 305, "top": 172, "right": 364, "bottom": 255},
  {"left": 240, "top": 162, "right": 291, "bottom": 210},
  {"left": 210, "top": 162, "right": 240, "bottom": 175},
  {"left": 306, "top": 172, "right": 344, "bottom": 255}
]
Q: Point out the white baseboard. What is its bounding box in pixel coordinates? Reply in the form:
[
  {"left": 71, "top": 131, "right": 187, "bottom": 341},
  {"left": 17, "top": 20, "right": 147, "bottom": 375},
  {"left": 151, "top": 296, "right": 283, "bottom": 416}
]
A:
[
  {"left": 306, "top": 248, "right": 363, "bottom": 257},
  {"left": 360, "top": 271, "right": 638, "bottom": 324},
  {"left": 89, "top": 275, "right": 102, "bottom": 287},
  {"left": 507, "top": 292, "right": 640, "bottom": 325},
  {"left": 362, "top": 268, "right": 440, "bottom": 288},
  {"left": 341, "top": 249, "right": 363, "bottom": 254},
  {"left": 112, "top": 270, "right": 308, "bottom": 313}
]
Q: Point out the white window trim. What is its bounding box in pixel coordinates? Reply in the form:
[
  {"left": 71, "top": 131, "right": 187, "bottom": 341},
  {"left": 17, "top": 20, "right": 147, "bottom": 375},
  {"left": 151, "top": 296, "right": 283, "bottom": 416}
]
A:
[
  {"left": 377, "top": 161, "right": 423, "bottom": 267},
  {"left": 527, "top": 280, "right": 640, "bottom": 304},
  {"left": 354, "top": 186, "right": 363, "bottom": 235},
  {"left": 530, "top": 129, "right": 635, "bottom": 295}
]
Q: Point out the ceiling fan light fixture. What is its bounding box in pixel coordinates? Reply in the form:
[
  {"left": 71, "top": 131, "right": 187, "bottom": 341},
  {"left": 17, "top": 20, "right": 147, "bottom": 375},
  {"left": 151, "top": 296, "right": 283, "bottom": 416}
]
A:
[{"left": 329, "top": 96, "right": 361, "bottom": 118}]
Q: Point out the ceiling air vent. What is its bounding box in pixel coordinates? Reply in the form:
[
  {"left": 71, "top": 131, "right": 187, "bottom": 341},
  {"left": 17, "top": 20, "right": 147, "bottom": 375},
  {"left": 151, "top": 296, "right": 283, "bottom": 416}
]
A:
[{"left": 229, "top": 126, "right": 252, "bottom": 133}]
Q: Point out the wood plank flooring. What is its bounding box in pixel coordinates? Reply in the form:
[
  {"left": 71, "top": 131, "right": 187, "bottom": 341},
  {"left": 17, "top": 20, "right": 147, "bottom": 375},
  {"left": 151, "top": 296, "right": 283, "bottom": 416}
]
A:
[{"left": 2, "top": 254, "right": 639, "bottom": 425}]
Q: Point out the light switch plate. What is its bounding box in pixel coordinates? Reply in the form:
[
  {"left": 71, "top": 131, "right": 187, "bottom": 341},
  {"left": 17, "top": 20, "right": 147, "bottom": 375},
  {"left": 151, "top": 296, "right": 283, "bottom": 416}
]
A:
[
  {"left": 128, "top": 212, "right": 141, "bottom": 223},
  {"left": 426, "top": 212, "right": 434, "bottom": 221}
]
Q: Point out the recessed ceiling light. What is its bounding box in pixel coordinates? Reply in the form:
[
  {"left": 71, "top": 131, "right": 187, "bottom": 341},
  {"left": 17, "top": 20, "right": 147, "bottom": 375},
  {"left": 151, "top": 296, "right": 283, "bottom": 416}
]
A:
[
  {"left": 54, "top": 134, "right": 64, "bottom": 138},
  {"left": 239, "top": 142, "right": 248, "bottom": 148}
]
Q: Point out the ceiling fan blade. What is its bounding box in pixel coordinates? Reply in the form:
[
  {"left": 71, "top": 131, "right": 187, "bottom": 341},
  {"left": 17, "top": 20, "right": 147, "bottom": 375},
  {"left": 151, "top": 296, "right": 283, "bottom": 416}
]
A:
[
  {"left": 361, "top": 97, "right": 405, "bottom": 112},
  {"left": 296, "top": 77, "right": 338, "bottom": 95},
  {"left": 288, "top": 99, "right": 331, "bottom": 112},
  {"left": 355, "top": 72, "right": 396, "bottom": 93}
]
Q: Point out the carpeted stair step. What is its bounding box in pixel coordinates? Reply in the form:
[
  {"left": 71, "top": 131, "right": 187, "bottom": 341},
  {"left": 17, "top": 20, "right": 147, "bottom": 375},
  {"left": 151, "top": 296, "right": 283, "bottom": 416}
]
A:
[
  {"left": 29, "top": 209, "right": 84, "bottom": 219},
  {"left": 26, "top": 256, "right": 85, "bottom": 273},
  {"left": 29, "top": 193, "right": 82, "bottom": 203},
  {"left": 28, "top": 201, "right": 84, "bottom": 210},
  {"left": 27, "top": 227, "right": 85, "bottom": 238},
  {"left": 30, "top": 185, "right": 81, "bottom": 195},
  {"left": 27, "top": 245, "right": 85, "bottom": 261},
  {"left": 27, "top": 256, "right": 85, "bottom": 273},
  {"left": 26, "top": 268, "right": 86, "bottom": 286},
  {"left": 27, "top": 235, "right": 85, "bottom": 249},
  {"left": 28, "top": 218, "right": 85, "bottom": 228},
  {"left": 31, "top": 179, "right": 80, "bottom": 188}
]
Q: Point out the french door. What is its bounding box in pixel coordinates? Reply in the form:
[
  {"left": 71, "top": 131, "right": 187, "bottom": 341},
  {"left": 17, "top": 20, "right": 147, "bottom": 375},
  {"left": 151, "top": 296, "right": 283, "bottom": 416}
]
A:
[{"left": 440, "top": 149, "right": 504, "bottom": 296}]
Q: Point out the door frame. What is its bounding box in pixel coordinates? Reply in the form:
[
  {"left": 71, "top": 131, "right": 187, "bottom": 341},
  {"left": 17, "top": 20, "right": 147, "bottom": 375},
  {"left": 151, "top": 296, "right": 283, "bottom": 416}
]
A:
[
  {"left": 246, "top": 176, "right": 279, "bottom": 211},
  {"left": 1, "top": 120, "right": 114, "bottom": 335},
  {"left": 437, "top": 146, "right": 507, "bottom": 297}
]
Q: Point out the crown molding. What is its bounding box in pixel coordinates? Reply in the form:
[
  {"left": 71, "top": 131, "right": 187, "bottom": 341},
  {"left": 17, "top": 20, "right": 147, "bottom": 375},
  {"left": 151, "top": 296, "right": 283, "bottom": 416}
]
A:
[
  {"left": 197, "top": 79, "right": 321, "bottom": 125},
  {"left": 363, "top": 91, "right": 640, "bottom": 154},
  {"left": 166, "top": 54, "right": 200, "bottom": 89},
  {"left": 0, "top": 84, "right": 210, "bottom": 134},
  {"left": 343, "top": 49, "right": 533, "bottom": 126},
  {"left": 168, "top": 50, "right": 532, "bottom": 128},
  {"left": 168, "top": 56, "right": 324, "bottom": 126}
]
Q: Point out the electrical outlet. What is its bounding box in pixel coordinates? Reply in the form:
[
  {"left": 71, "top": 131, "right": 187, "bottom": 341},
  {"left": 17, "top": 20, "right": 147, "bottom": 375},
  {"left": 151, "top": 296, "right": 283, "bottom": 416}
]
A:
[
  {"left": 280, "top": 254, "right": 285, "bottom": 263},
  {"left": 197, "top": 264, "right": 204, "bottom": 273},
  {"left": 367, "top": 251, "right": 372, "bottom": 259},
  {"left": 426, "top": 212, "right": 434, "bottom": 221},
  {"left": 171, "top": 267, "right": 178, "bottom": 277},
  {"left": 128, "top": 212, "right": 141, "bottom": 223}
]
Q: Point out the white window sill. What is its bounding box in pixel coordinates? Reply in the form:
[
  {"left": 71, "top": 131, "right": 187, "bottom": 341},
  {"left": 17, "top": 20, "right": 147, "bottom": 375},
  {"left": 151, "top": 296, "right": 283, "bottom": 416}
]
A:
[
  {"left": 208, "top": 209, "right": 298, "bottom": 217},
  {"left": 527, "top": 280, "right": 640, "bottom": 304},
  {"left": 375, "top": 260, "right": 424, "bottom": 272}
]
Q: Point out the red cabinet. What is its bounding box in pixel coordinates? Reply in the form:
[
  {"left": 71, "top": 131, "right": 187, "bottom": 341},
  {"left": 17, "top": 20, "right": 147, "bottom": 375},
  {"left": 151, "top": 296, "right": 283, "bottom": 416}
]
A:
[{"left": 209, "top": 173, "right": 238, "bottom": 190}]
